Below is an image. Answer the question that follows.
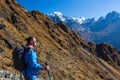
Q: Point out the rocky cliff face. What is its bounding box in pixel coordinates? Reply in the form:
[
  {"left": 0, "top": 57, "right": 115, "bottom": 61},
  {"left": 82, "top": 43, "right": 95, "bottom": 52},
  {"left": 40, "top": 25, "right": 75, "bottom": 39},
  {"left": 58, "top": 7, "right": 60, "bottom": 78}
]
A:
[
  {"left": 0, "top": 0, "right": 120, "bottom": 80},
  {"left": 96, "top": 43, "right": 120, "bottom": 67}
]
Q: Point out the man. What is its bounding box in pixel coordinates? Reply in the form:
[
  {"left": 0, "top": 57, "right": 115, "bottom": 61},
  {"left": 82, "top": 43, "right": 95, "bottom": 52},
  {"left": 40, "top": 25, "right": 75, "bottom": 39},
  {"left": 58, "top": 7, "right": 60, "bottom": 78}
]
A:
[{"left": 24, "top": 36, "right": 49, "bottom": 80}]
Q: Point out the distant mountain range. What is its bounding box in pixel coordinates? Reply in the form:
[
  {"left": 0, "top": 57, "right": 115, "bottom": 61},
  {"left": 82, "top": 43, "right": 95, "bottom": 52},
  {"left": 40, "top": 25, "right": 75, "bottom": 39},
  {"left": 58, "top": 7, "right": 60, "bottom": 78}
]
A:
[{"left": 47, "top": 11, "right": 120, "bottom": 50}]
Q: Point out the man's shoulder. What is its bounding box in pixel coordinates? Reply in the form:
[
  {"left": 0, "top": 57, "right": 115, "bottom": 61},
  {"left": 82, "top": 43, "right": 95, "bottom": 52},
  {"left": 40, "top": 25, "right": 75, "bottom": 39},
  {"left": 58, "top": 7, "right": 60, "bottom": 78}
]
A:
[{"left": 27, "top": 48, "right": 35, "bottom": 55}]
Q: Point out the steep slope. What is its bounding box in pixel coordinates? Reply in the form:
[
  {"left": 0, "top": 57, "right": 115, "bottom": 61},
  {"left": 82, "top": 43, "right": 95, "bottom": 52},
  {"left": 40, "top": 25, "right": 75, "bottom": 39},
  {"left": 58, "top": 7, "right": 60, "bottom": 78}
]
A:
[{"left": 0, "top": 0, "right": 120, "bottom": 80}]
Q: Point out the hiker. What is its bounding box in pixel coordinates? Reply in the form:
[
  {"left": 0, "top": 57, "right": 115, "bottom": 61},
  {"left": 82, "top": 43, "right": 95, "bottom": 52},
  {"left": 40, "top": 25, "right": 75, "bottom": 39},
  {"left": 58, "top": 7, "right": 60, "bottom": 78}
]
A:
[{"left": 22, "top": 36, "right": 49, "bottom": 80}]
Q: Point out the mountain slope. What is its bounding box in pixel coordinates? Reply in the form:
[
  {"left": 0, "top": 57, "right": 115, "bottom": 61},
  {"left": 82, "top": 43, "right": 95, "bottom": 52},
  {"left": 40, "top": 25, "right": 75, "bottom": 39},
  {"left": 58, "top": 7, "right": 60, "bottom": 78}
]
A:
[{"left": 0, "top": 0, "right": 120, "bottom": 80}]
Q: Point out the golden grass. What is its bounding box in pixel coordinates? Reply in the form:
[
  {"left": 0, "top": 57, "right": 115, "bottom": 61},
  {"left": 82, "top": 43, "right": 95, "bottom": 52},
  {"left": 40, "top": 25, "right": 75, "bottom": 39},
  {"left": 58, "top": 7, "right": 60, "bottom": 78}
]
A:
[
  {"left": 99, "top": 58, "right": 120, "bottom": 77},
  {"left": 0, "top": 1, "right": 120, "bottom": 79}
]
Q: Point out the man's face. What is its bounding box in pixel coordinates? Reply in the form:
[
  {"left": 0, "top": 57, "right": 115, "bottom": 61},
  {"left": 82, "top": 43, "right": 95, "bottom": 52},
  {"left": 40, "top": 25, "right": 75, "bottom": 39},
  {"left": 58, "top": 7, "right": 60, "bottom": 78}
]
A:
[{"left": 32, "top": 38, "right": 37, "bottom": 46}]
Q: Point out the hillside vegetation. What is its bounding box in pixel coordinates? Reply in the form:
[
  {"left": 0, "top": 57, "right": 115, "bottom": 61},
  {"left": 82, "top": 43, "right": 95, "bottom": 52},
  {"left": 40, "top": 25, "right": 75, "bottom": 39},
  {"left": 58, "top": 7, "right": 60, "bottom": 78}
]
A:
[{"left": 0, "top": 0, "right": 120, "bottom": 80}]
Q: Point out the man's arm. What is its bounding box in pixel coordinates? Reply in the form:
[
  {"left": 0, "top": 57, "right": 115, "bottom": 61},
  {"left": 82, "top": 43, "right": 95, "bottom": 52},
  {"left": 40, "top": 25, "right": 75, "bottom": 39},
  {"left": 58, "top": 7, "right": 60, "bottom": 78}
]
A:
[{"left": 28, "top": 49, "right": 43, "bottom": 70}]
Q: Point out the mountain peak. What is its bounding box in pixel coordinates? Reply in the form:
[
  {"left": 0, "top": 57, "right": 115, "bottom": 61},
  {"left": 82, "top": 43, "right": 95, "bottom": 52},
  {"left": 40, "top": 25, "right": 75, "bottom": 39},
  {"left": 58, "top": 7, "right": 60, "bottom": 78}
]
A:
[
  {"left": 47, "top": 11, "right": 65, "bottom": 21},
  {"left": 106, "top": 11, "right": 120, "bottom": 19},
  {"left": 53, "top": 12, "right": 63, "bottom": 16},
  {"left": 71, "top": 16, "right": 86, "bottom": 24},
  {"left": 47, "top": 12, "right": 86, "bottom": 24}
]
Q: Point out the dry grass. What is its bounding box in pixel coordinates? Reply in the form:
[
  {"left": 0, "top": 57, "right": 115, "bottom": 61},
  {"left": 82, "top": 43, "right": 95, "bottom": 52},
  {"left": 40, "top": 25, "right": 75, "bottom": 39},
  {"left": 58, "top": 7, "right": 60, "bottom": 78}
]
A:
[{"left": 0, "top": 0, "right": 120, "bottom": 79}]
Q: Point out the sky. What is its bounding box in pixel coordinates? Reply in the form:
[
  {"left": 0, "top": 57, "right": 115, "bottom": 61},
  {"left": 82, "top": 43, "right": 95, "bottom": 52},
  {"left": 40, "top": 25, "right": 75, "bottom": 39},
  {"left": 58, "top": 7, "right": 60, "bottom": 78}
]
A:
[{"left": 16, "top": 0, "right": 120, "bottom": 19}]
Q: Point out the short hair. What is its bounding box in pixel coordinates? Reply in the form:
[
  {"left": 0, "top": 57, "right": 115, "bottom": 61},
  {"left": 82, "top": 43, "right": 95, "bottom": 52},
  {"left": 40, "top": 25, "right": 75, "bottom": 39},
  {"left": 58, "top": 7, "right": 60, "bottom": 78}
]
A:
[{"left": 25, "top": 36, "right": 34, "bottom": 43}]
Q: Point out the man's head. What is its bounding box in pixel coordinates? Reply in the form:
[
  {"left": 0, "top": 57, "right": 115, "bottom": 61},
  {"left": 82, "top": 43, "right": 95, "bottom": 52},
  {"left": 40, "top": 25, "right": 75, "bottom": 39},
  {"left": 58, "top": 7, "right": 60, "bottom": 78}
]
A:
[{"left": 25, "top": 36, "right": 37, "bottom": 46}]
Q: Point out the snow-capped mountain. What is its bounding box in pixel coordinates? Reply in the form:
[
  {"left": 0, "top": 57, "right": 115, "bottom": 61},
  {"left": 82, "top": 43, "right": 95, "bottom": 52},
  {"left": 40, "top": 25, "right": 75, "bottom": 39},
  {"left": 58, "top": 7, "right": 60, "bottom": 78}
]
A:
[
  {"left": 46, "top": 12, "right": 86, "bottom": 32},
  {"left": 47, "top": 11, "right": 120, "bottom": 50},
  {"left": 47, "top": 12, "right": 65, "bottom": 22},
  {"left": 47, "top": 12, "right": 85, "bottom": 23}
]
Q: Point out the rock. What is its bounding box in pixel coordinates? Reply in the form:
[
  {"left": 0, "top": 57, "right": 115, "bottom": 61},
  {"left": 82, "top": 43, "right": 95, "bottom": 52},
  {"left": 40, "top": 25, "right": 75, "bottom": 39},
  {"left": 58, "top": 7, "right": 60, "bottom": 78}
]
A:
[
  {"left": 3, "top": 39, "right": 14, "bottom": 49},
  {"left": 0, "top": 24, "right": 6, "bottom": 30},
  {"left": 96, "top": 43, "right": 120, "bottom": 66},
  {"left": 11, "top": 13, "right": 20, "bottom": 24},
  {"left": 0, "top": 70, "right": 52, "bottom": 80},
  {"left": 0, "top": 70, "right": 20, "bottom": 80},
  {"left": 57, "top": 22, "right": 69, "bottom": 33},
  {"left": 0, "top": 47, "right": 4, "bottom": 54}
]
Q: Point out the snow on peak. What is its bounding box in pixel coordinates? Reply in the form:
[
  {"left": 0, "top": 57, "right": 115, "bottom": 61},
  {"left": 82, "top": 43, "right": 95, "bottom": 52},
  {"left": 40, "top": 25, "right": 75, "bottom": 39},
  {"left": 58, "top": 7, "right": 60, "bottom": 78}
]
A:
[
  {"left": 48, "top": 12, "right": 86, "bottom": 24},
  {"left": 72, "top": 16, "right": 86, "bottom": 24},
  {"left": 53, "top": 12, "right": 63, "bottom": 16},
  {"left": 51, "top": 12, "right": 65, "bottom": 21}
]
